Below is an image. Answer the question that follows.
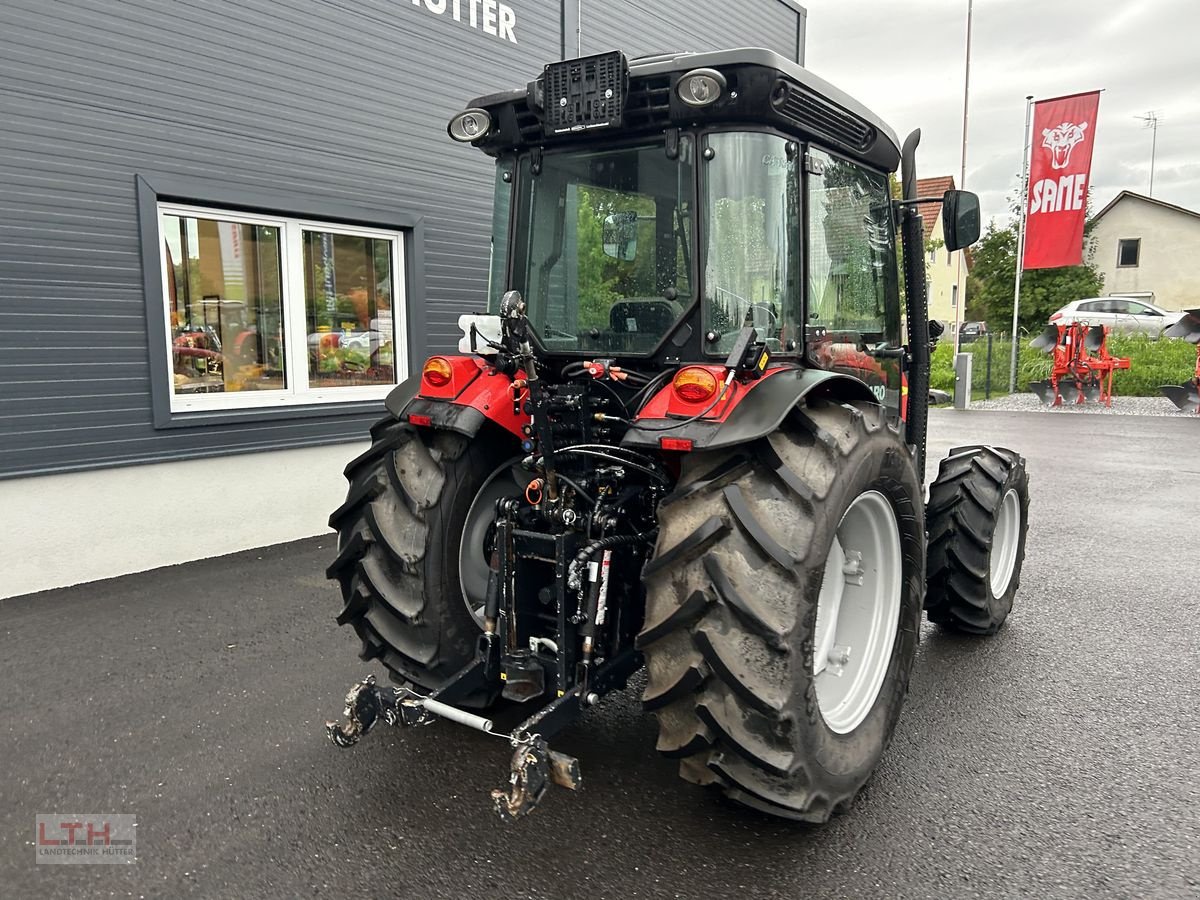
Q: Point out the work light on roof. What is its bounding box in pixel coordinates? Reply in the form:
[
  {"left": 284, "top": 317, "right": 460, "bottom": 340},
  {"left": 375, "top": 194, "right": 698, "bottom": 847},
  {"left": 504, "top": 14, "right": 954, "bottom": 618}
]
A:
[
  {"left": 677, "top": 68, "right": 726, "bottom": 107},
  {"left": 448, "top": 108, "right": 492, "bottom": 143}
]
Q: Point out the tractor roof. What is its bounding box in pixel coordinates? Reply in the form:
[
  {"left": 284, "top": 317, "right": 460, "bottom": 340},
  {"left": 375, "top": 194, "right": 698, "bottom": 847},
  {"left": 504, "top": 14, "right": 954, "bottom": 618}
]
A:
[{"left": 466, "top": 47, "right": 902, "bottom": 173}]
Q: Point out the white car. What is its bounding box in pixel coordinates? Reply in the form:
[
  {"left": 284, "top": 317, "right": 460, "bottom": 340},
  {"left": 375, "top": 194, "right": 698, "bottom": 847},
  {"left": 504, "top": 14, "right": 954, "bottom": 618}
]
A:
[{"left": 1049, "top": 297, "right": 1184, "bottom": 336}]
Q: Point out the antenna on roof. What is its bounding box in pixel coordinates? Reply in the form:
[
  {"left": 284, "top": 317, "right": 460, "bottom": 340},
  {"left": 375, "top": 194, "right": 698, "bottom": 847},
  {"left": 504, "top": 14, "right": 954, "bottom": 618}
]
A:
[{"left": 1135, "top": 111, "right": 1160, "bottom": 198}]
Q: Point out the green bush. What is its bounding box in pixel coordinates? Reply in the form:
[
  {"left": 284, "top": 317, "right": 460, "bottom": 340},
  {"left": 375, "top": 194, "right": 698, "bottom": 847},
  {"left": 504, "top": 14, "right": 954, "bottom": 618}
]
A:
[
  {"left": 929, "top": 331, "right": 1198, "bottom": 397},
  {"left": 1104, "top": 333, "right": 1197, "bottom": 395}
]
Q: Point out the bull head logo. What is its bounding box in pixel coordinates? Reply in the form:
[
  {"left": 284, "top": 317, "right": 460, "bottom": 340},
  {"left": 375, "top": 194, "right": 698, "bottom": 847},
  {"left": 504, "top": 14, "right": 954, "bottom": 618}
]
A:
[{"left": 1041, "top": 121, "right": 1088, "bottom": 170}]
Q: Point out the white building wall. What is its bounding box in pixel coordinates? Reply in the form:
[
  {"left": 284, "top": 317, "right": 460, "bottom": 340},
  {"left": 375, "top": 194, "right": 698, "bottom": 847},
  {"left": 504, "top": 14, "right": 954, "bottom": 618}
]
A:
[
  {"left": 0, "top": 442, "right": 367, "bottom": 599},
  {"left": 925, "top": 212, "right": 964, "bottom": 330},
  {"left": 1091, "top": 197, "right": 1200, "bottom": 311}
]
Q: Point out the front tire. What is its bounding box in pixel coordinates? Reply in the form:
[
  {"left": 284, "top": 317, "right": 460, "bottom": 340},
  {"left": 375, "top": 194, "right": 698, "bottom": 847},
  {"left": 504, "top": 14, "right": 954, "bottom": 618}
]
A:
[
  {"left": 925, "top": 445, "right": 1030, "bottom": 634},
  {"left": 639, "top": 399, "right": 924, "bottom": 822}
]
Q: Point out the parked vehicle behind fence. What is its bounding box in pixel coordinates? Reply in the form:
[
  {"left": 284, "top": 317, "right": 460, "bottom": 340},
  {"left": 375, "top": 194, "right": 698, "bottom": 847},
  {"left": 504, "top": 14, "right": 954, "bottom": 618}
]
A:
[
  {"left": 959, "top": 321, "right": 987, "bottom": 343},
  {"left": 1050, "top": 297, "right": 1183, "bottom": 337}
]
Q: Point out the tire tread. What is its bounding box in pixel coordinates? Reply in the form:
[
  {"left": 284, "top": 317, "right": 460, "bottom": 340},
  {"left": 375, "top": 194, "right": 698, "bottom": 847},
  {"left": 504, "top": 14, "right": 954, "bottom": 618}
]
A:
[
  {"left": 925, "top": 446, "right": 1030, "bottom": 634},
  {"left": 641, "top": 399, "right": 924, "bottom": 822}
]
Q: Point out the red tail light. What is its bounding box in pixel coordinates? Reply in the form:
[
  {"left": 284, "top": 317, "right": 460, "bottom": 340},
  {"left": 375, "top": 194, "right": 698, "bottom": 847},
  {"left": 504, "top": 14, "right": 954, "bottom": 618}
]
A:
[
  {"left": 422, "top": 356, "right": 453, "bottom": 387},
  {"left": 671, "top": 366, "right": 719, "bottom": 404},
  {"left": 1049, "top": 312, "right": 1063, "bottom": 321}
]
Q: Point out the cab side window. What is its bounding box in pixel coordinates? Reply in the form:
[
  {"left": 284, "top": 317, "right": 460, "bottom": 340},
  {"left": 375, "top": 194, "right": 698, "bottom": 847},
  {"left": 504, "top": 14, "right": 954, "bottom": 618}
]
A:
[
  {"left": 805, "top": 147, "right": 900, "bottom": 412},
  {"left": 805, "top": 147, "right": 898, "bottom": 350}
]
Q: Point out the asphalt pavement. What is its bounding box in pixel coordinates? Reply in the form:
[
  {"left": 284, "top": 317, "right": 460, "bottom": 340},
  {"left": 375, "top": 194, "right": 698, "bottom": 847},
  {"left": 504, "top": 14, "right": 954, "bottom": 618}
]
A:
[{"left": 2, "top": 408, "right": 1198, "bottom": 899}]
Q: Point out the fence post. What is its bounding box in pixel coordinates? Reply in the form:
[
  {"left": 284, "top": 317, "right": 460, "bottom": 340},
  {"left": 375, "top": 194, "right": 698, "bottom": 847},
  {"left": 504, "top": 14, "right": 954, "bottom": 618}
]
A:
[
  {"left": 985, "top": 333, "right": 994, "bottom": 400},
  {"left": 954, "top": 352, "right": 973, "bottom": 410}
]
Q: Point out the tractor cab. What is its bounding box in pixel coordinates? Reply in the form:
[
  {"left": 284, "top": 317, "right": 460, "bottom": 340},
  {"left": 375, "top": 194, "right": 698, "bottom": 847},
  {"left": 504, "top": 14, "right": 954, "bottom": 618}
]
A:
[{"left": 450, "top": 48, "right": 977, "bottom": 427}]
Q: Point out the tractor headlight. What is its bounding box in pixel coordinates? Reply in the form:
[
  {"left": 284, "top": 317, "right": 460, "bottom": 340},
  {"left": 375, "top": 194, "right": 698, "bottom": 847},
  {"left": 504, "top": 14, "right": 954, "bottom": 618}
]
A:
[
  {"left": 676, "top": 69, "right": 726, "bottom": 108},
  {"left": 448, "top": 108, "right": 492, "bottom": 143}
]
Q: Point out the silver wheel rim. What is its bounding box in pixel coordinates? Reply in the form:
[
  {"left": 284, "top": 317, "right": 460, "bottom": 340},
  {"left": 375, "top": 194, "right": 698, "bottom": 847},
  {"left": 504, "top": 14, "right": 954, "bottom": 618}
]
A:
[
  {"left": 989, "top": 488, "right": 1021, "bottom": 597},
  {"left": 813, "top": 490, "right": 903, "bottom": 735},
  {"left": 458, "top": 461, "right": 524, "bottom": 628}
]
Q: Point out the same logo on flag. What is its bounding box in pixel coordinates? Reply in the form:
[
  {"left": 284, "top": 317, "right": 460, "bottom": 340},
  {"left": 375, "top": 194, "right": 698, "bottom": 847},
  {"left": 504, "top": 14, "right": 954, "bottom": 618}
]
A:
[
  {"left": 1041, "top": 121, "right": 1089, "bottom": 170},
  {"left": 1023, "top": 91, "right": 1101, "bottom": 269}
]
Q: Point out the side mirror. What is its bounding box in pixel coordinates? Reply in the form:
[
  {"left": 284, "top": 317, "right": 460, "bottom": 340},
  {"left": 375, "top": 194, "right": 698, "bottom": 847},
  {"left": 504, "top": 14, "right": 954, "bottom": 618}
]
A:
[
  {"left": 942, "top": 190, "right": 981, "bottom": 252},
  {"left": 602, "top": 211, "right": 638, "bottom": 261}
]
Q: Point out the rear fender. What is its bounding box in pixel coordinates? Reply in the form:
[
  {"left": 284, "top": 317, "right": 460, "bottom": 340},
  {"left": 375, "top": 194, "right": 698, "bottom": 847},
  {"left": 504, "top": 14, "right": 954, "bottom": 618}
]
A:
[
  {"left": 622, "top": 367, "right": 879, "bottom": 451},
  {"left": 383, "top": 357, "right": 527, "bottom": 439}
]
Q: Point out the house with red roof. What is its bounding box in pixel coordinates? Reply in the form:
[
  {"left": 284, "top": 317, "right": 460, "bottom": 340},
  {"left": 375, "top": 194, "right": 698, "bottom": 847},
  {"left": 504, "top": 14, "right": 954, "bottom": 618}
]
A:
[{"left": 915, "top": 176, "right": 970, "bottom": 332}]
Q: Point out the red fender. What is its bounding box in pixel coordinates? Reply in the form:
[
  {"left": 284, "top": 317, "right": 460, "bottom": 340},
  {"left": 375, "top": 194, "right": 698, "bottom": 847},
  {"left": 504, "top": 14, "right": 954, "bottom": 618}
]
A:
[{"left": 392, "top": 355, "right": 527, "bottom": 439}]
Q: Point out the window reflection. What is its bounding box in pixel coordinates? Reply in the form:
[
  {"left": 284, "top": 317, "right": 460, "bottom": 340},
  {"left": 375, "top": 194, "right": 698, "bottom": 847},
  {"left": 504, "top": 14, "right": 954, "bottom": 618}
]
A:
[
  {"left": 302, "top": 231, "right": 396, "bottom": 388},
  {"left": 508, "top": 140, "right": 695, "bottom": 354},
  {"left": 806, "top": 147, "right": 896, "bottom": 345},
  {"left": 162, "top": 214, "right": 285, "bottom": 394},
  {"left": 703, "top": 132, "right": 801, "bottom": 355}
]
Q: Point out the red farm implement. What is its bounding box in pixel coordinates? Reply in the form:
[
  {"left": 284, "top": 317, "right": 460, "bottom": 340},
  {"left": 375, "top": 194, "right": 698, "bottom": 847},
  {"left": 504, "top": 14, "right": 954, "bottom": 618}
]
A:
[
  {"left": 1028, "top": 321, "right": 1130, "bottom": 407},
  {"left": 1161, "top": 308, "right": 1200, "bottom": 414}
]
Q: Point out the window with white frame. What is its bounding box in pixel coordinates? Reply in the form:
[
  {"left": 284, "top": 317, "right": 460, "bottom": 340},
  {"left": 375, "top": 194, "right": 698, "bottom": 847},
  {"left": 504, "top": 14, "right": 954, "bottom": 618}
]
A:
[{"left": 158, "top": 203, "right": 406, "bottom": 412}]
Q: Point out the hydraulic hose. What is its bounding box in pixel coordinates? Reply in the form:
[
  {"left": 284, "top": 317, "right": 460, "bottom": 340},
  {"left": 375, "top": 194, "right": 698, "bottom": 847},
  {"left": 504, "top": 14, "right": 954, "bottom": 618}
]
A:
[
  {"left": 567, "top": 531, "right": 657, "bottom": 592},
  {"left": 547, "top": 448, "right": 669, "bottom": 484}
]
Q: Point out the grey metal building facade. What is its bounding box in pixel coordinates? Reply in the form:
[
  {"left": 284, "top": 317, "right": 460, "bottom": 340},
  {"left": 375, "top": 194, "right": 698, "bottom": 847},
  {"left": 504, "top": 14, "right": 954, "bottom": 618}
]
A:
[{"left": 0, "top": 0, "right": 805, "bottom": 595}]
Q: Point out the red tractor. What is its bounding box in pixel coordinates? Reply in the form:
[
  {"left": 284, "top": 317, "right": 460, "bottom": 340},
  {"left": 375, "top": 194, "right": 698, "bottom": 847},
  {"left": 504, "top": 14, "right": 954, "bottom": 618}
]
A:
[{"left": 325, "top": 49, "right": 1031, "bottom": 821}]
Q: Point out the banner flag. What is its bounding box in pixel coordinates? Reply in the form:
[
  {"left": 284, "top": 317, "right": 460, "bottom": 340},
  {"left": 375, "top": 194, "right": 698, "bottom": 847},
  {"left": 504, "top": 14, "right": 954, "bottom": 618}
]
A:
[{"left": 1023, "top": 91, "right": 1101, "bottom": 270}]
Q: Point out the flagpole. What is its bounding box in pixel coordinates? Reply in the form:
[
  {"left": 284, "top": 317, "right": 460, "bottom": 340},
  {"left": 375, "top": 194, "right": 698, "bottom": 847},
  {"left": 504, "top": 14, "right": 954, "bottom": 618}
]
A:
[
  {"left": 1008, "top": 94, "right": 1034, "bottom": 393},
  {"left": 953, "top": 0, "right": 973, "bottom": 356}
]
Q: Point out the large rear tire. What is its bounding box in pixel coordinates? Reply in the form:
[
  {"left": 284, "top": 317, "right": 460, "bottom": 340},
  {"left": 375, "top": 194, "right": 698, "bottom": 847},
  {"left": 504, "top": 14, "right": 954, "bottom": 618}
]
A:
[
  {"left": 326, "top": 417, "right": 516, "bottom": 703},
  {"left": 639, "top": 399, "right": 924, "bottom": 822}
]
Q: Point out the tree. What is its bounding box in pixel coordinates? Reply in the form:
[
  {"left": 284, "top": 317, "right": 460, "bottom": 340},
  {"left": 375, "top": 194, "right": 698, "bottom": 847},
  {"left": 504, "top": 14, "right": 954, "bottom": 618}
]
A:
[
  {"left": 965, "top": 188, "right": 1103, "bottom": 333},
  {"left": 574, "top": 186, "right": 621, "bottom": 331}
]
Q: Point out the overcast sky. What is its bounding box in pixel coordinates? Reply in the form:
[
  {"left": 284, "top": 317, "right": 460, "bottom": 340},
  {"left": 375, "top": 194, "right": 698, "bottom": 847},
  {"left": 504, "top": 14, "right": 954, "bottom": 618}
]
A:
[{"left": 800, "top": 0, "right": 1200, "bottom": 227}]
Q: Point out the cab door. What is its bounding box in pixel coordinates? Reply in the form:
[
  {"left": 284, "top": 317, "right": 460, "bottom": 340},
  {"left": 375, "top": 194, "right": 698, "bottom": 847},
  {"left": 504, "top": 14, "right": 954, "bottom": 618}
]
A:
[{"left": 803, "top": 146, "right": 902, "bottom": 422}]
